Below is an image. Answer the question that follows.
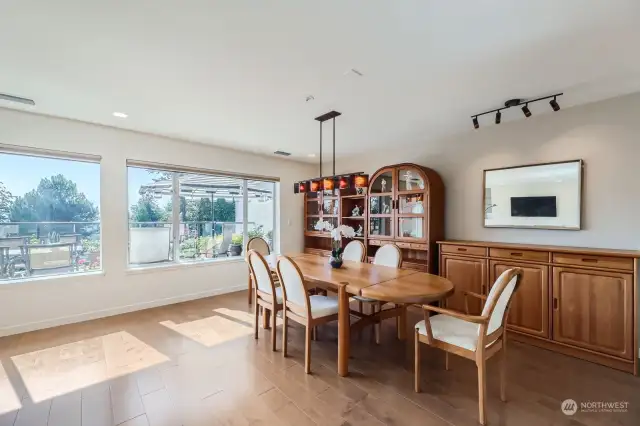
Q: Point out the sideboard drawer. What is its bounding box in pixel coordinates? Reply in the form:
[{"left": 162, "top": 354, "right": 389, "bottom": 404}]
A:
[
  {"left": 490, "top": 248, "right": 549, "bottom": 262},
  {"left": 441, "top": 244, "right": 486, "bottom": 257},
  {"left": 552, "top": 253, "right": 633, "bottom": 271}
]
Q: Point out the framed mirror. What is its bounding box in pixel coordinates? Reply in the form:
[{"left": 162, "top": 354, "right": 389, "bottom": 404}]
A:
[{"left": 483, "top": 160, "right": 583, "bottom": 230}]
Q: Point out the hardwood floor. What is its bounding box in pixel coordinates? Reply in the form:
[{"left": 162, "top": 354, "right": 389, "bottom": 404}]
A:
[{"left": 0, "top": 291, "right": 637, "bottom": 426}]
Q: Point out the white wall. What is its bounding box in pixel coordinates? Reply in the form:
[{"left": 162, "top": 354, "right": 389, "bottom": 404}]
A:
[
  {"left": 0, "top": 108, "right": 314, "bottom": 336},
  {"left": 336, "top": 92, "right": 640, "bottom": 250}
]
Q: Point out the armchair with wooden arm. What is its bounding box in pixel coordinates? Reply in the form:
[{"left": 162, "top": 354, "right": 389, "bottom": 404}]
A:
[{"left": 414, "top": 268, "right": 523, "bottom": 425}]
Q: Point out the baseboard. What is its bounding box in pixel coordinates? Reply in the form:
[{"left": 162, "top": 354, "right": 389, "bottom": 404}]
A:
[{"left": 0, "top": 284, "right": 246, "bottom": 338}]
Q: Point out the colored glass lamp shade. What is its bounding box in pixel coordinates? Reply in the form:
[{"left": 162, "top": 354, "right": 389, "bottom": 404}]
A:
[
  {"left": 323, "top": 177, "right": 335, "bottom": 191},
  {"left": 298, "top": 181, "right": 308, "bottom": 193},
  {"left": 338, "top": 175, "right": 352, "bottom": 190},
  {"left": 354, "top": 174, "right": 369, "bottom": 188},
  {"left": 310, "top": 180, "right": 322, "bottom": 192}
]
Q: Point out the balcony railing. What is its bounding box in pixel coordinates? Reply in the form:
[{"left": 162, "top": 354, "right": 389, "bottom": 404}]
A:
[{"left": 0, "top": 220, "right": 270, "bottom": 279}]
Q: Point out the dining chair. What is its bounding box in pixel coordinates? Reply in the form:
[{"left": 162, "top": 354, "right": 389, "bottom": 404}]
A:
[
  {"left": 246, "top": 236, "right": 274, "bottom": 304},
  {"left": 352, "top": 243, "right": 402, "bottom": 343},
  {"left": 276, "top": 256, "right": 340, "bottom": 374},
  {"left": 342, "top": 240, "right": 366, "bottom": 263},
  {"left": 247, "top": 250, "right": 283, "bottom": 351},
  {"left": 414, "top": 268, "right": 523, "bottom": 425}
]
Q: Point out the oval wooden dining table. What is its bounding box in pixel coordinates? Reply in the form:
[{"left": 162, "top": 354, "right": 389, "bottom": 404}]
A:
[{"left": 262, "top": 253, "right": 454, "bottom": 377}]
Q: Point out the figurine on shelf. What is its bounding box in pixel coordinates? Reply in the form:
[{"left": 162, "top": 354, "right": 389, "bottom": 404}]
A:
[
  {"left": 382, "top": 202, "right": 391, "bottom": 214},
  {"left": 381, "top": 178, "right": 387, "bottom": 193},
  {"left": 356, "top": 187, "right": 366, "bottom": 195},
  {"left": 351, "top": 205, "right": 361, "bottom": 217},
  {"left": 404, "top": 170, "right": 413, "bottom": 190},
  {"left": 370, "top": 198, "right": 379, "bottom": 214},
  {"left": 355, "top": 224, "right": 363, "bottom": 236}
]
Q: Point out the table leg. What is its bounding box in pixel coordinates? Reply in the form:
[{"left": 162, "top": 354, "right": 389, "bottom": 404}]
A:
[
  {"left": 338, "top": 285, "right": 350, "bottom": 377},
  {"left": 397, "top": 304, "right": 407, "bottom": 340}
]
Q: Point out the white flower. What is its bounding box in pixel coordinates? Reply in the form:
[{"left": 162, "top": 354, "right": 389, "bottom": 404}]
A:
[{"left": 330, "top": 224, "right": 356, "bottom": 241}]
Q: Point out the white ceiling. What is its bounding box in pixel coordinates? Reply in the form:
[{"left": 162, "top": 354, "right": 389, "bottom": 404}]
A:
[{"left": 1, "top": 1, "right": 640, "bottom": 162}]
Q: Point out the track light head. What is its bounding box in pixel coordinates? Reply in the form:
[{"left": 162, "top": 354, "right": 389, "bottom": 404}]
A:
[
  {"left": 550, "top": 97, "right": 560, "bottom": 111},
  {"left": 495, "top": 110, "right": 501, "bottom": 124},
  {"left": 522, "top": 104, "right": 532, "bottom": 118},
  {"left": 472, "top": 116, "right": 479, "bottom": 129}
]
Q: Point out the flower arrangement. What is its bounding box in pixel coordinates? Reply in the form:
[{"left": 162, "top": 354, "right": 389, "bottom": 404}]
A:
[{"left": 314, "top": 220, "right": 355, "bottom": 268}]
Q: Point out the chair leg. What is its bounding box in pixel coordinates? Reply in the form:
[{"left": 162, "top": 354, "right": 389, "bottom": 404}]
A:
[
  {"left": 396, "top": 304, "right": 407, "bottom": 340},
  {"left": 374, "top": 303, "right": 381, "bottom": 345},
  {"left": 254, "top": 302, "right": 259, "bottom": 340},
  {"left": 271, "top": 308, "right": 277, "bottom": 351},
  {"left": 414, "top": 329, "right": 421, "bottom": 393},
  {"left": 477, "top": 358, "right": 487, "bottom": 425},
  {"left": 263, "top": 308, "right": 271, "bottom": 330},
  {"left": 247, "top": 273, "right": 253, "bottom": 305},
  {"left": 500, "top": 336, "right": 507, "bottom": 402},
  {"left": 305, "top": 326, "right": 312, "bottom": 374},
  {"left": 282, "top": 310, "right": 288, "bottom": 357},
  {"left": 445, "top": 352, "right": 450, "bottom": 371},
  {"left": 358, "top": 300, "right": 363, "bottom": 314}
]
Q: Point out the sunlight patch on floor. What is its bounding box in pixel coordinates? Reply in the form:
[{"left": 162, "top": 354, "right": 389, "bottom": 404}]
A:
[
  {"left": 11, "top": 331, "right": 169, "bottom": 402},
  {"left": 160, "top": 314, "right": 254, "bottom": 347},
  {"left": 0, "top": 362, "right": 21, "bottom": 415}
]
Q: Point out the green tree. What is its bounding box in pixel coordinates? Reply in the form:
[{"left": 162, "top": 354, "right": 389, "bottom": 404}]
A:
[
  {"left": 0, "top": 182, "right": 12, "bottom": 221},
  {"left": 213, "top": 198, "right": 235, "bottom": 222},
  {"left": 130, "top": 193, "right": 168, "bottom": 223},
  {"left": 10, "top": 175, "right": 98, "bottom": 222}
]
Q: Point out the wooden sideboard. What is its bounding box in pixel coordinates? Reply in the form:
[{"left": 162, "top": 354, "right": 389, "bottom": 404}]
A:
[{"left": 438, "top": 240, "right": 639, "bottom": 375}]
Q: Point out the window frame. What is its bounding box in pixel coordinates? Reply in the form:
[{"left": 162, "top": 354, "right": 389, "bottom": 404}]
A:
[
  {"left": 0, "top": 144, "right": 102, "bottom": 282},
  {"left": 126, "top": 160, "right": 278, "bottom": 269}
]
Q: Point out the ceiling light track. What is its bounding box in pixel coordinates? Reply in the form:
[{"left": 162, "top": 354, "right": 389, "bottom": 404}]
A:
[{"left": 471, "top": 92, "right": 563, "bottom": 129}]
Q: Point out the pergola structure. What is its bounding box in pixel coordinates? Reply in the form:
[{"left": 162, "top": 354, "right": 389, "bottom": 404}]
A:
[{"left": 139, "top": 175, "right": 273, "bottom": 201}]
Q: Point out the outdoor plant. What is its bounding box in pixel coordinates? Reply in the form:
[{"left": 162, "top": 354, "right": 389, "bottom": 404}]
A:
[
  {"left": 82, "top": 238, "right": 100, "bottom": 253},
  {"left": 231, "top": 234, "right": 243, "bottom": 245},
  {"left": 248, "top": 225, "right": 265, "bottom": 240}
]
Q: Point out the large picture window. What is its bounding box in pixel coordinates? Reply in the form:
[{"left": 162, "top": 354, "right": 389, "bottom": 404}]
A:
[
  {"left": 127, "top": 163, "right": 276, "bottom": 267},
  {"left": 0, "top": 149, "right": 101, "bottom": 281}
]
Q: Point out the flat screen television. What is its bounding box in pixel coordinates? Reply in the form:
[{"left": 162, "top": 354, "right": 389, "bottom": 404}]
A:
[{"left": 510, "top": 196, "right": 557, "bottom": 217}]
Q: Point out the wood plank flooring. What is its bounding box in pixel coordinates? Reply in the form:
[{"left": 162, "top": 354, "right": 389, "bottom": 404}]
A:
[{"left": 0, "top": 291, "right": 638, "bottom": 425}]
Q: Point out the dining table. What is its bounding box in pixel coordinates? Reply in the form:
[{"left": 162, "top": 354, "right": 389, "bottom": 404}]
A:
[{"left": 263, "top": 252, "right": 454, "bottom": 376}]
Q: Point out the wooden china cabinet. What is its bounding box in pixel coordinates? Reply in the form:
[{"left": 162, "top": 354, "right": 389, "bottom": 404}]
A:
[{"left": 366, "top": 163, "right": 444, "bottom": 273}]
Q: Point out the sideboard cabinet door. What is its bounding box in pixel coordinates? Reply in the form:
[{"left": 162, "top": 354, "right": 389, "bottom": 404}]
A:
[
  {"left": 441, "top": 255, "right": 487, "bottom": 315},
  {"left": 490, "top": 260, "right": 549, "bottom": 338},
  {"left": 552, "top": 267, "right": 634, "bottom": 360}
]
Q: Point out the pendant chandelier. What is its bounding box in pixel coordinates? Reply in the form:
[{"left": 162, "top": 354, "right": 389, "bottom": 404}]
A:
[{"left": 294, "top": 110, "right": 368, "bottom": 194}]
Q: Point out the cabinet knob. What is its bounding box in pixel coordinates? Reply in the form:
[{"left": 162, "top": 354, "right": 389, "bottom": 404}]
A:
[
  {"left": 457, "top": 247, "right": 467, "bottom": 252},
  {"left": 510, "top": 252, "right": 523, "bottom": 257},
  {"left": 553, "top": 298, "right": 558, "bottom": 310},
  {"left": 581, "top": 258, "right": 598, "bottom": 263}
]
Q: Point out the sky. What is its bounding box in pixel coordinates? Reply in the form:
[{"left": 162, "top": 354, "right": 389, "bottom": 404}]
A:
[{"left": 0, "top": 154, "right": 164, "bottom": 213}]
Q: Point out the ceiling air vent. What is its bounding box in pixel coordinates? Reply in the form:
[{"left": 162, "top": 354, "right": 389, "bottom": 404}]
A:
[
  {"left": 274, "top": 150, "right": 291, "bottom": 156},
  {"left": 0, "top": 93, "right": 35, "bottom": 106}
]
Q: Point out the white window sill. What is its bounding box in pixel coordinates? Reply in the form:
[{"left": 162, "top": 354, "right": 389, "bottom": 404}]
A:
[
  {"left": 126, "top": 256, "right": 246, "bottom": 275},
  {"left": 0, "top": 270, "right": 105, "bottom": 286}
]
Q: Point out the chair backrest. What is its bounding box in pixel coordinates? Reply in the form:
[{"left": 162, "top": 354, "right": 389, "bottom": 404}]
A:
[
  {"left": 342, "top": 240, "right": 365, "bottom": 262},
  {"left": 480, "top": 268, "right": 523, "bottom": 335},
  {"left": 0, "top": 237, "right": 26, "bottom": 250},
  {"left": 373, "top": 244, "right": 402, "bottom": 268},
  {"left": 247, "top": 237, "right": 270, "bottom": 255},
  {"left": 276, "top": 256, "right": 310, "bottom": 316},
  {"left": 247, "top": 250, "right": 276, "bottom": 296}
]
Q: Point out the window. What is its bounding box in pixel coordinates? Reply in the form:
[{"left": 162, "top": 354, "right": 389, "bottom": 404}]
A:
[
  {"left": 0, "top": 149, "right": 101, "bottom": 281},
  {"left": 127, "top": 163, "right": 277, "bottom": 267}
]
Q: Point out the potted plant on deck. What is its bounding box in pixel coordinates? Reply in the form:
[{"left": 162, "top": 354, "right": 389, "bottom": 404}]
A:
[{"left": 228, "top": 234, "right": 244, "bottom": 256}]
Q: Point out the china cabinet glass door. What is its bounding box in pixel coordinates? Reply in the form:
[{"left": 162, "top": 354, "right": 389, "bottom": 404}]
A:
[
  {"left": 395, "top": 167, "right": 427, "bottom": 240},
  {"left": 369, "top": 168, "right": 394, "bottom": 238}
]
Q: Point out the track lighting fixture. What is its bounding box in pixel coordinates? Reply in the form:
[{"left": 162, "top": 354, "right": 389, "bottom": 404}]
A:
[{"left": 470, "top": 93, "right": 563, "bottom": 128}]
